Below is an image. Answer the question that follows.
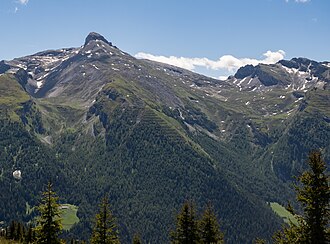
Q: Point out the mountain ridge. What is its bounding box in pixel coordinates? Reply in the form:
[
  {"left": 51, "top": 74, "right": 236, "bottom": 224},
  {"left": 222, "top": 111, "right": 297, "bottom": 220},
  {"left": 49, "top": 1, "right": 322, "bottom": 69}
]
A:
[{"left": 0, "top": 32, "right": 329, "bottom": 243}]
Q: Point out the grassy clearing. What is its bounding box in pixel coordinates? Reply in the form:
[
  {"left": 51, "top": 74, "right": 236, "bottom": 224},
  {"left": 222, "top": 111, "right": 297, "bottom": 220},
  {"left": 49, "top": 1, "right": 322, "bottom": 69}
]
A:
[
  {"left": 25, "top": 202, "right": 34, "bottom": 215},
  {"left": 60, "top": 204, "right": 79, "bottom": 230},
  {"left": 0, "top": 238, "right": 20, "bottom": 244},
  {"left": 0, "top": 74, "right": 30, "bottom": 121},
  {"left": 270, "top": 202, "right": 298, "bottom": 225}
]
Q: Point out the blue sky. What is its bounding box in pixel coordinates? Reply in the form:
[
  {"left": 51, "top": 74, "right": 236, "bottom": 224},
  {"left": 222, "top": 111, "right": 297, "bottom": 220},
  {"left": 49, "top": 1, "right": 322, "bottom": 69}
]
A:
[{"left": 0, "top": 0, "right": 329, "bottom": 78}]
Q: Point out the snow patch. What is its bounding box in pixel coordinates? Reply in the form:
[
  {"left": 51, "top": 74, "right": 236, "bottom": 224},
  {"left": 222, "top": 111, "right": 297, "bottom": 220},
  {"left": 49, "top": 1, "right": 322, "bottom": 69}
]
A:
[
  {"left": 282, "top": 66, "right": 298, "bottom": 74},
  {"left": 238, "top": 77, "right": 248, "bottom": 86},
  {"left": 92, "top": 64, "right": 99, "bottom": 70},
  {"left": 36, "top": 81, "right": 44, "bottom": 88},
  {"left": 322, "top": 63, "right": 330, "bottom": 68},
  {"left": 178, "top": 109, "right": 185, "bottom": 120}
]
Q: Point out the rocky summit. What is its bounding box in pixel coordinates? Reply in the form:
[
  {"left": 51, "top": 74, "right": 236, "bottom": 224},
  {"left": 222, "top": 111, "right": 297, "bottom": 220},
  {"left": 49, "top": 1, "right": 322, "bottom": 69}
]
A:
[
  {"left": 0, "top": 33, "right": 329, "bottom": 243},
  {"left": 84, "top": 32, "right": 113, "bottom": 46}
]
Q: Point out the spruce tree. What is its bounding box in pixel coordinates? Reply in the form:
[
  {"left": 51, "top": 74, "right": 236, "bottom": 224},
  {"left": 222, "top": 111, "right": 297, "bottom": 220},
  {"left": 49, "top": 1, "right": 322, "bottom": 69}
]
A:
[
  {"left": 132, "top": 233, "right": 142, "bottom": 244},
  {"left": 170, "top": 201, "right": 199, "bottom": 244},
  {"left": 25, "top": 224, "right": 35, "bottom": 244},
  {"left": 253, "top": 238, "right": 266, "bottom": 244},
  {"left": 274, "top": 150, "right": 330, "bottom": 244},
  {"left": 34, "top": 182, "right": 63, "bottom": 244},
  {"left": 90, "top": 196, "right": 120, "bottom": 244},
  {"left": 199, "top": 204, "right": 224, "bottom": 244}
]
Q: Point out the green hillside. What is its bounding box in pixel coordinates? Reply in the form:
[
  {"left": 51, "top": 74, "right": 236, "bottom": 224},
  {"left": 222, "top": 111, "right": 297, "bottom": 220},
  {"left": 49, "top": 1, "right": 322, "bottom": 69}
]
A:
[{"left": 0, "top": 49, "right": 329, "bottom": 243}]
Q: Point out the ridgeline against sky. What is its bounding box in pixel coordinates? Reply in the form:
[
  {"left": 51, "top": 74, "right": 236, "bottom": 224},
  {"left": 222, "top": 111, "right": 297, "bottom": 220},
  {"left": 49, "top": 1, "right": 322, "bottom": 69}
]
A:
[{"left": 1, "top": 0, "right": 329, "bottom": 78}]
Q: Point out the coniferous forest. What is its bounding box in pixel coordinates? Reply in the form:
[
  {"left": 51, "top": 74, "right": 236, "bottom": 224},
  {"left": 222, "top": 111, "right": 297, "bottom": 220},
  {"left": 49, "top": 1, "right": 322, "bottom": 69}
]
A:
[{"left": 1, "top": 151, "right": 329, "bottom": 243}]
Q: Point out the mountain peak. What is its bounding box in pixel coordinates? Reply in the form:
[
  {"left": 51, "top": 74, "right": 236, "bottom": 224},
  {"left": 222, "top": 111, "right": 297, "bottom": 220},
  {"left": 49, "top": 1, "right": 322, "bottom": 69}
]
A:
[{"left": 84, "top": 32, "right": 112, "bottom": 46}]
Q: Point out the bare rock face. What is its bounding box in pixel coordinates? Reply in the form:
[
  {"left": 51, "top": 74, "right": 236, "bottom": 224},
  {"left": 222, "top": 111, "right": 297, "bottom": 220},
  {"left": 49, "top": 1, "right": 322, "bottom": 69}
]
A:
[
  {"left": 0, "top": 60, "right": 10, "bottom": 74},
  {"left": 84, "top": 32, "right": 112, "bottom": 46},
  {"left": 13, "top": 170, "right": 22, "bottom": 180}
]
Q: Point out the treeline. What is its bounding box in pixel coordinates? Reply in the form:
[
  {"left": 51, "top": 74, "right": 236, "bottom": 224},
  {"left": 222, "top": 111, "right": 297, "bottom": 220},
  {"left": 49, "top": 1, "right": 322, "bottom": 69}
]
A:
[
  {"left": 0, "top": 221, "right": 35, "bottom": 243},
  {"left": 1, "top": 151, "right": 329, "bottom": 243}
]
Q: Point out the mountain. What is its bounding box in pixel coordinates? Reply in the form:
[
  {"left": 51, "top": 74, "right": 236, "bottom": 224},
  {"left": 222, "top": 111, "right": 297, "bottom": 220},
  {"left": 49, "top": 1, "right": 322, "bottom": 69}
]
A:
[
  {"left": 231, "top": 57, "right": 329, "bottom": 90},
  {"left": 0, "top": 32, "right": 329, "bottom": 243}
]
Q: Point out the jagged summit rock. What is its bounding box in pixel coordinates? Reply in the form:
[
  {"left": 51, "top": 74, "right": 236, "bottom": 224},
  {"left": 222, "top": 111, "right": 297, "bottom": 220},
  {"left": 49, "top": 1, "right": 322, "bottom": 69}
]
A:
[{"left": 84, "top": 32, "right": 112, "bottom": 46}]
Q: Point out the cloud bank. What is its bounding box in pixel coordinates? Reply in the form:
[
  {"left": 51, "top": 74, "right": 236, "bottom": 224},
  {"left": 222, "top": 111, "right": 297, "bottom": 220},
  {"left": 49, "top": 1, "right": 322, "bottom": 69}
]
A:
[{"left": 135, "top": 50, "right": 286, "bottom": 74}]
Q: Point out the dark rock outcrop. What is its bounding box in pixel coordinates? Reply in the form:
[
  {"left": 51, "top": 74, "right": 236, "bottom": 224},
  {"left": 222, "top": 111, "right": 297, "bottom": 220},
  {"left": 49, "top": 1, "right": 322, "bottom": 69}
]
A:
[
  {"left": 84, "top": 32, "right": 112, "bottom": 46},
  {"left": 0, "top": 60, "right": 10, "bottom": 74}
]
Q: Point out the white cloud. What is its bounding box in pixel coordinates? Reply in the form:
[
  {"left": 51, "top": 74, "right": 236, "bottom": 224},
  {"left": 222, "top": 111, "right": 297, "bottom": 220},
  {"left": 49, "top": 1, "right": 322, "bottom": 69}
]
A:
[
  {"left": 14, "top": 7, "right": 19, "bottom": 13},
  {"left": 18, "top": 0, "right": 29, "bottom": 5},
  {"left": 218, "top": 76, "right": 229, "bottom": 80},
  {"left": 135, "top": 50, "right": 286, "bottom": 74}
]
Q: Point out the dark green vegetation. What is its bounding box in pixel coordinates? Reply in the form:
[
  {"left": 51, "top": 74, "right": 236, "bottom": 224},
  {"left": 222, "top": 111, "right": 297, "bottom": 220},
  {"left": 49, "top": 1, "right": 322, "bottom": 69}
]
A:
[
  {"left": 90, "top": 197, "right": 120, "bottom": 244},
  {"left": 34, "top": 182, "right": 63, "bottom": 244},
  {"left": 274, "top": 151, "right": 330, "bottom": 244},
  {"left": 0, "top": 33, "right": 329, "bottom": 243},
  {"left": 170, "top": 201, "right": 224, "bottom": 244}
]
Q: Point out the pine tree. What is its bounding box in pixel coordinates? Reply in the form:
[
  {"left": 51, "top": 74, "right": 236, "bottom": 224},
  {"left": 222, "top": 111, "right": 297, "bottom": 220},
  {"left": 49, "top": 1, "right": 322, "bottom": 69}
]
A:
[
  {"left": 25, "top": 224, "right": 35, "bottom": 244},
  {"left": 90, "top": 196, "right": 120, "bottom": 244},
  {"left": 253, "top": 238, "right": 267, "bottom": 244},
  {"left": 274, "top": 150, "right": 330, "bottom": 244},
  {"left": 34, "top": 182, "right": 63, "bottom": 244},
  {"left": 8, "top": 220, "right": 16, "bottom": 240},
  {"left": 198, "top": 204, "right": 224, "bottom": 244},
  {"left": 170, "top": 201, "right": 199, "bottom": 244},
  {"left": 16, "top": 222, "right": 25, "bottom": 241},
  {"left": 132, "top": 233, "right": 142, "bottom": 244}
]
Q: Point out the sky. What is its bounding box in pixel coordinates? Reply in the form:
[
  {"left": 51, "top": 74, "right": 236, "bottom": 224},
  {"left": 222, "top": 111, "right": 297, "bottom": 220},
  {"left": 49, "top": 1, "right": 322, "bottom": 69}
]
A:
[{"left": 0, "top": 0, "right": 329, "bottom": 79}]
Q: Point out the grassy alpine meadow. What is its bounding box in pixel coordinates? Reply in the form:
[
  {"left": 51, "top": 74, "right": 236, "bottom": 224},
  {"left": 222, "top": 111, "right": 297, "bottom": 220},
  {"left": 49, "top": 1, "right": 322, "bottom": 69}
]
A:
[
  {"left": 60, "top": 204, "right": 80, "bottom": 231},
  {"left": 270, "top": 202, "right": 298, "bottom": 226}
]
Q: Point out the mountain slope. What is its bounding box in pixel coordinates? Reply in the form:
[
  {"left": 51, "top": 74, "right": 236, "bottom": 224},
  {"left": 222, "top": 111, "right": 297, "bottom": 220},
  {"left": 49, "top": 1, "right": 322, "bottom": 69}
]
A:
[{"left": 0, "top": 33, "right": 329, "bottom": 243}]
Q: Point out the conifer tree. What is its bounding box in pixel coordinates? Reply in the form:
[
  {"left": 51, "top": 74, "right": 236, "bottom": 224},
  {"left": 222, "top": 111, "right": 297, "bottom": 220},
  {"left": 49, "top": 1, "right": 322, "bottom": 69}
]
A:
[
  {"left": 90, "top": 196, "right": 120, "bottom": 244},
  {"left": 199, "top": 204, "right": 224, "bottom": 244},
  {"left": 34, "top": 182, "right": 63, "bottom": 244},
  {"left": 16, "top": 222, "right": 25, "bottom": 241},
  {"left": 25, "top": 224, "right": 35, "bottom": 244},
  {"left": 8, "top": 220, "right": 16, "bottom": 240},
  {"left": 274, "top": 150, "right": 330, "bottom": 244},
  {"left": 170, "top": 201, "right": 199, "bottom": 244},
  {"left": 132, "top": 233, "right": 142, "bottom": 244},
  {"left": 253, "top": 238, "right": 266, "bottom": 244}
]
